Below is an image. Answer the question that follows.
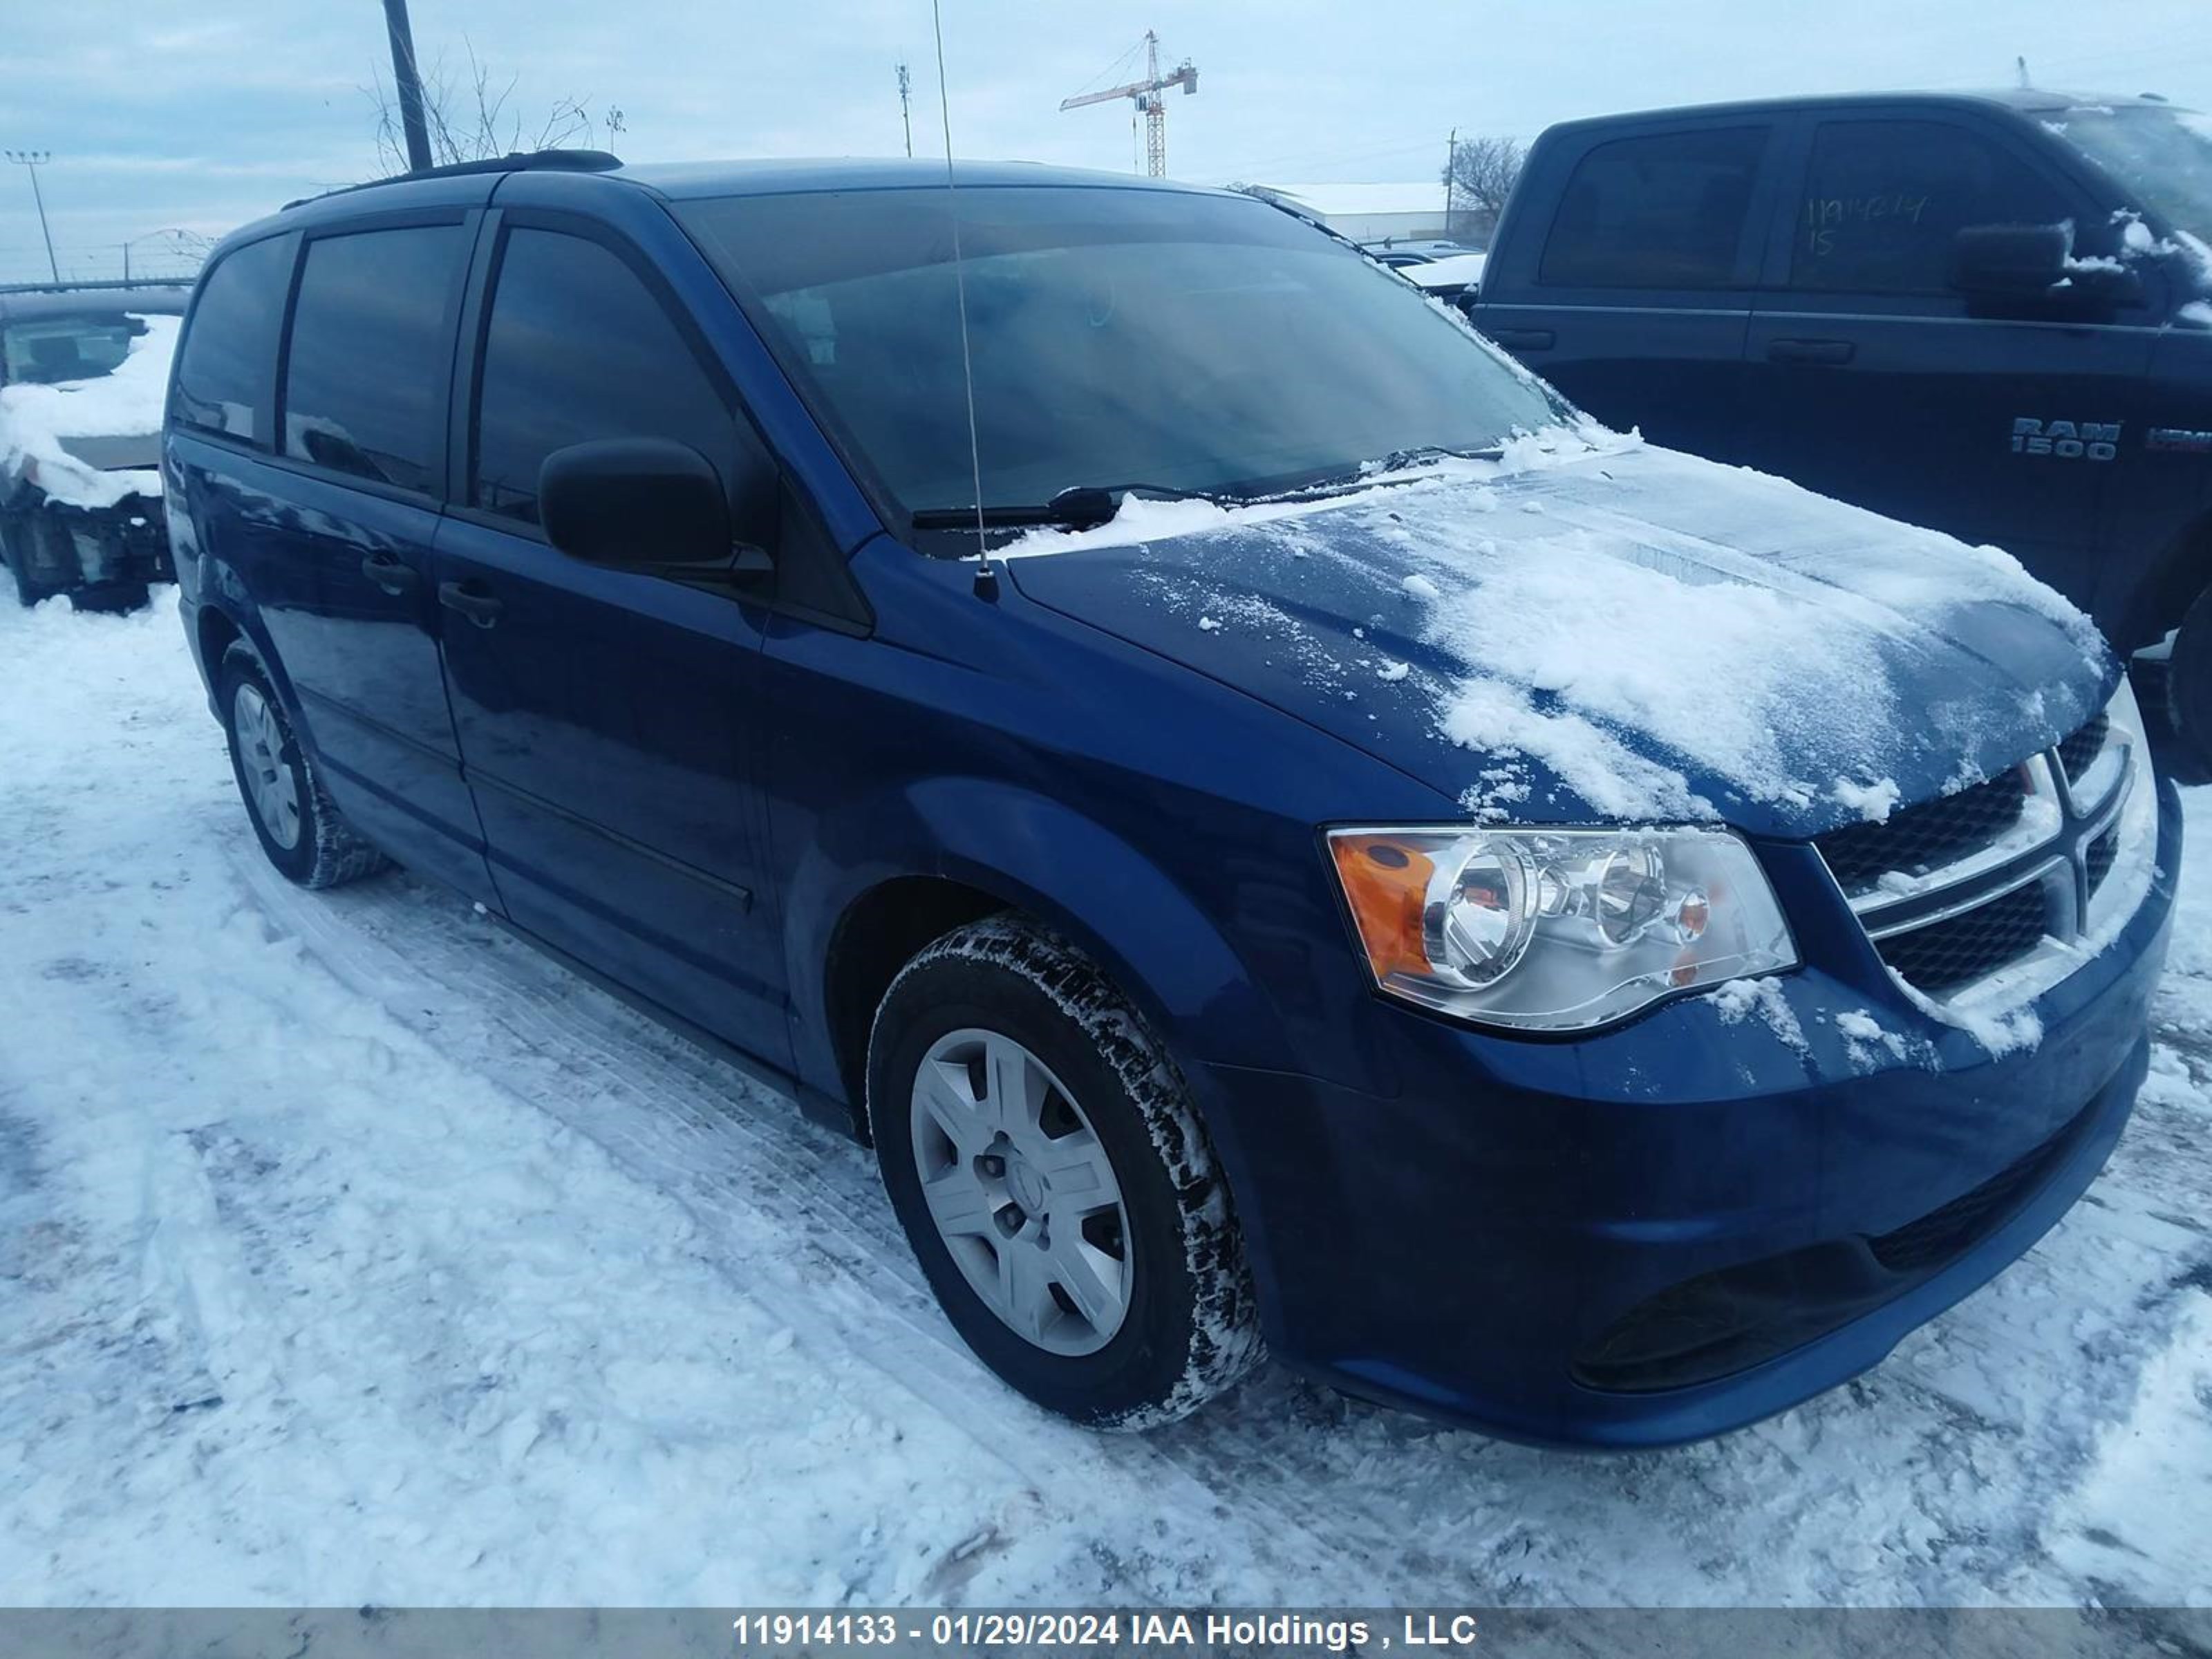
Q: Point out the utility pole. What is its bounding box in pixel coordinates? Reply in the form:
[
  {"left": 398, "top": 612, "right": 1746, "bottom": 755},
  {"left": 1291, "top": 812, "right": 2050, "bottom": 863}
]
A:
[
  {"left": 1444, "top": 128, "right": 1457, "bottom": 239},
  {"left": 380, "top": 0, "right": 435, "bottom": 172},
  {"left": 897, "top": 62, "right": 913, "bottom": 157},
  {"left": 4, "top": 151, "right": 58, "bottom": 283}
]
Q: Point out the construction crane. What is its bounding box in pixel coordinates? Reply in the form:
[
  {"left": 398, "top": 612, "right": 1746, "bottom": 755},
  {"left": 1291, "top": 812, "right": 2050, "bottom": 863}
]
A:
[{"left": 1059, "top": 31, "right": 1198, "bottom": 178}]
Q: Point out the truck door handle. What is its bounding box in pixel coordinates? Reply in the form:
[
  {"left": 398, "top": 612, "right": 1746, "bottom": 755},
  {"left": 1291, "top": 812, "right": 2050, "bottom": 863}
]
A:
[
  {"left": 359, "top": 552, "right": 418, "bottom": 595},
  {"left": 438, "top": 581, "right": 505, "bottom": 628},
  {"left": 1768, "top": 337, "right": 1855, "bottom": 365},
  {"left": 1485, "top": 327, "right": 1555, "bottom": 350}
]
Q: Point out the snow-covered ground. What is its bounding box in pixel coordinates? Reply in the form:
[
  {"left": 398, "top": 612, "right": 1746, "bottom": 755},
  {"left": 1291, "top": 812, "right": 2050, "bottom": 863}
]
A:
[{"left": 1, "top": 589, "right": 2209, "bottom": 1609}]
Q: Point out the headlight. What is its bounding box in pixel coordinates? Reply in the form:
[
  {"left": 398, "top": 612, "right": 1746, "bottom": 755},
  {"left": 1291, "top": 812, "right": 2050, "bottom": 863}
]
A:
[{"left": 1327, "top": 825, "right": 1798, "bottom": 1032}]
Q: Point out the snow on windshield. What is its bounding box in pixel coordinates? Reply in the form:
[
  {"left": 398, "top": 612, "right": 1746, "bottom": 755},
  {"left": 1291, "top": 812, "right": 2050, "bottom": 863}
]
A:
[
  {"left": 0, "top": 312, "right": 176, "bottom": 509},
  {"left": 1009, "top": 425, "right": 2110, "bottom": 827},
  {"left": 1405, "top": 252, "right": 1488, "bottom": 290}
]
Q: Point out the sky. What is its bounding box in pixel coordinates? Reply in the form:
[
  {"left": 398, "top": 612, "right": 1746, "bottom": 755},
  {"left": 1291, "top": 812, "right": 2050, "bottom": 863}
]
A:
[{"left": 3, "top": 0, "right": 2210, "bottom": 283}]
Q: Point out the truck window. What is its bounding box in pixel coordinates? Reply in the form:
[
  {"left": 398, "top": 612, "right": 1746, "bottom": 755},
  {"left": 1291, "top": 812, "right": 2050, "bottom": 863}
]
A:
[
  {"left": 174, "top": 236, "right": 294, "bottom": 444},
  {"left": 1538, "top": 127, "right": 1767, "bottom": 289},
  {"left": 283, "top": 225, "right": 466, "bottom": 494},
  {"left": 1793, "top": 120, "right": 2071, "bottom": 294},
  {"left": 470, "top": 228, "right": 739, "bottom": 528}
]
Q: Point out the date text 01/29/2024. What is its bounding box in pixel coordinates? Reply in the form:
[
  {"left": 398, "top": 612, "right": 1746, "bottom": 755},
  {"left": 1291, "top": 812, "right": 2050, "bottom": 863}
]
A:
[{"left": 730, "top": 1613, "right": 1485, "bottom": 1650}]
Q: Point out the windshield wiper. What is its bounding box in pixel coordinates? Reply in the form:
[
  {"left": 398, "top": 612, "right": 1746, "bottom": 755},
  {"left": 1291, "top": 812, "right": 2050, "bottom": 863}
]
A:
[
  {"left": 1222, "top": 446, "right": 1511, "bottom": 505},
  {"left": 910, "top": 482, "right": 1236, "bottom": 534},
  {"left": 1362, "top": 444, "right": 1505, "bottom": 474}
]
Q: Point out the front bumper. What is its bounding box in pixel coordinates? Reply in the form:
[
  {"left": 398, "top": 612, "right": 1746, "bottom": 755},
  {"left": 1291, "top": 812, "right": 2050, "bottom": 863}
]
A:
[
  {"left": 3, "top": 489, "right": 172, "bottom": 599},
  {"left": 1203, "top": 779, "right": 2182, "bottom": 1449}
]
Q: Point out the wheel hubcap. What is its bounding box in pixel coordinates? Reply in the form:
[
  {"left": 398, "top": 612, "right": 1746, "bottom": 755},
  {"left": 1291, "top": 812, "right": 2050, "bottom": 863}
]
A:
[
  {"left": 910, "top": 1029, "right": 1131, "bottom": 1356},
  {"left": 232, "top": 683, "right": 303, "bottom": 851}
]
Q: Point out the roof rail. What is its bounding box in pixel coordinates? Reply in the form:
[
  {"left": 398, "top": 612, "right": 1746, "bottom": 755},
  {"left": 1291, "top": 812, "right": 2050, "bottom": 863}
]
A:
[{"left": 283, "top": 149, "right": 624, "bottom": 211}]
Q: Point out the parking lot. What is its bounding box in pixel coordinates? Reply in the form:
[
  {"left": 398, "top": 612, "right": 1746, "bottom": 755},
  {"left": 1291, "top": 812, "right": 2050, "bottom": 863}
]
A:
[{"left": 2, "top": 588, "right": 2208, "bottom": 1608}]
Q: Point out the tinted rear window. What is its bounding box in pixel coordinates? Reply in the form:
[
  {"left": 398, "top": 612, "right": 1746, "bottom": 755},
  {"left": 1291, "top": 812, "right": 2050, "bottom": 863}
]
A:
[
  {"left": 174, "top": 236, "right": 294, "bottom": 442},
  {"left": 1539, "top": 127, "right": 1768, "bottom": 289},
  {"left": 2, "top": 313, "right": 144, "bottom": 385},
  {"left": 283, "top": 225, "right": 466, "bottom": 493}
]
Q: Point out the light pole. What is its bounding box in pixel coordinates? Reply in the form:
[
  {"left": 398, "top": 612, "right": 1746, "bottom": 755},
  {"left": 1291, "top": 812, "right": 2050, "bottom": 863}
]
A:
[{"left": 4, "top": 150, "right": 58, "bottom": 283}]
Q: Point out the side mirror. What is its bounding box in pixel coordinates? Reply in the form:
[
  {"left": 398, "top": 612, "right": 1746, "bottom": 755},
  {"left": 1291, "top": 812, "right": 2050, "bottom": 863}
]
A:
[
  {"left": 1950, "top": 223, "right": 2141, "bottom": 308},
  {"left": 540, "top": 438, "right": 771, "bottom": 577}
]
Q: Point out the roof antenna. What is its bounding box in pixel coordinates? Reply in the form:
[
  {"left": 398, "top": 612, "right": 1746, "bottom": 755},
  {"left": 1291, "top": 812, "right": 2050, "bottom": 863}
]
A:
[{"left": 931, "top": 0, "right": 997, "bottom": 601}]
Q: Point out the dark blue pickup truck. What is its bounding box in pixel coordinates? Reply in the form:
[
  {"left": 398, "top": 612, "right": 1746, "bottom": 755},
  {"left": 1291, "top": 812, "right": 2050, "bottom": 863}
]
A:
[{"left": 1471, "top": 91, "right": 2212, "bottom": 764}]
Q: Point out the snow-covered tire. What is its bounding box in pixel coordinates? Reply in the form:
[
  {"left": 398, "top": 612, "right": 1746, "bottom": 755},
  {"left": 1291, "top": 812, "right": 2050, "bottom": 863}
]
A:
[
  {"left": 868, "top": 915, "right": 1262, "bottom": 1430},
  {"left": 218, "top": 640, "right": 390, "bottom": 890}
]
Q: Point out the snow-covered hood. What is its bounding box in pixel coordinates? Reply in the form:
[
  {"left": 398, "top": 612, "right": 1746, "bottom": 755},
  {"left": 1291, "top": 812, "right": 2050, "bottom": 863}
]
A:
[
  {"left": 0, "top": 314, "right": 174, "bottom": 509},
  {"left": 1005, "top": 436, "right": 2117, "bottom": 838}
]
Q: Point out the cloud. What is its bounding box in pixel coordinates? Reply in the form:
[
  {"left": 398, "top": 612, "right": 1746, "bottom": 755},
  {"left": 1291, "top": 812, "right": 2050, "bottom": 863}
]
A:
[{"left": 4, "top": 0, "right": 2205, "bottom": 282}]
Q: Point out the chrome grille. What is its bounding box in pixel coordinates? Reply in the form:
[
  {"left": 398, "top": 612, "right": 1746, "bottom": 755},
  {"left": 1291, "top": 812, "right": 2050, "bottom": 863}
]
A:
[
  {"left": 2056, "top": 713, "right": 2109, "bottom": 786},
  {"left": 1818, "top": 769, "right": 2028, "bottom": 894},
  {"left": 1873, "top": 881, "right": 2047, "bottom": 995},
  {"left": 1818, "top": 706, "right": 2141, "bottom": 1004},
  {"left": 2086, "top": 826, "right": 2119, "bottom": 897}
]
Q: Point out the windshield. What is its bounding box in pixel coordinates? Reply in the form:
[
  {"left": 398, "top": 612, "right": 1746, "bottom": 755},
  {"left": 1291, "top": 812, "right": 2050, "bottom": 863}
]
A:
[
  {"left": 1, "top": 311, "right": 149, "bottom": 387},
  {"left": 2048, "top": 104, "right": 2212, "bottom": 245},
  {"left": 675, "top": 185, "right": 1558, "bottom": 527}
]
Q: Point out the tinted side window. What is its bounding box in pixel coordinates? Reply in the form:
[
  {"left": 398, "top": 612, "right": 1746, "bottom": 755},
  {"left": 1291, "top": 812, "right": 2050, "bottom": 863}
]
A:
[
  {"left": 174, "top": 236, "right": 294, "bottom": 442},
  {"left": 1539, "top": 127, "right": 1767, "bottom": 289},
  {"left": 1794, "top": 120, "right": 2072, "bottom": 293},
  {"left": 472, "top": 229, "right": 735, "bottom": 527},
  {"left": 283, "top": 225, "right": 465, "bottom": 493}
]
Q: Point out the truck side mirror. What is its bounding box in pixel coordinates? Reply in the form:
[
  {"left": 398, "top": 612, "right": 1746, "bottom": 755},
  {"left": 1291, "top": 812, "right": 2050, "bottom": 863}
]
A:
[
  {"left": 1950, "top": 223, "right": 2141, "bottom": 309},
  {"left": 540, "top": 438, "right": 774, "bottom": 579}
]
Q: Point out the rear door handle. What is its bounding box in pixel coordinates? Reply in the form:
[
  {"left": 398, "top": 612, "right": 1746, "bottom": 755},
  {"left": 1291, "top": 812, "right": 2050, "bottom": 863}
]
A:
[
  {"left": 1485, "top": 326, "right": 1555, "bottom": 350},
  {"left": 438, "top": 580, "right": 505, "bottom": 628},
  {"left": 1767, "top": 337, "right": 1855, "bottom": 365},
  {"left": 359, "top": 552, "right": 418, "bottom": 595}
]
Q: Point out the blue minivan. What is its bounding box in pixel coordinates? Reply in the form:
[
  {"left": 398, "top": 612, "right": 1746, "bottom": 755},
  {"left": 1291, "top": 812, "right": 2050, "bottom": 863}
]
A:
[{"left": 165, "top": 152, "right": 2179, "bottom": 1447}]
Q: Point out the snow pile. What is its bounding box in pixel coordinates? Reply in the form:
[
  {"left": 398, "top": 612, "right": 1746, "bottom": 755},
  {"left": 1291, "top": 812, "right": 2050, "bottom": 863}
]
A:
[
  {"left": 1830, "top": 1009, "right": 1931, "bottom": 1069},
  {"left": 1706, "top": 975, "right": 1808, "bottom": 1053},
  {"left": 2041, "top": 1296, "right": 2212, "bottom": 1604},
  {"left": 0, "top": 313, "right": 175, "bottom": 509},
  {"left": 1405, "top": 252, "right": 1488, "bottom": 292}
]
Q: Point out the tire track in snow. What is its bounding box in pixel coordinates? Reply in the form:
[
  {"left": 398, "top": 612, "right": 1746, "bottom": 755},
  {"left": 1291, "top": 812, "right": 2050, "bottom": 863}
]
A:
[
  {"left": 238, "top": 854, "right": 1349, "bottom": 1600},
  {"left": 7, "top": 592, "right": 2212, "bottom": 1606},
  {"left": 241, "top": 846, "right": 2212, "bottom": 1606}
]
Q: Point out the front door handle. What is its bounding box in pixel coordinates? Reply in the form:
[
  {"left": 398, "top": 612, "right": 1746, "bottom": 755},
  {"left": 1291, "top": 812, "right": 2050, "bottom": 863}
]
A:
[
  {"left": 438, "top": 580, "right": 505, "bottom": 628},
  {"left": 360, "top": 552, "right": 418, "bottom": 595},
  {"left": 1767, "top": 337, "right": 1855, "bottom": 365},
  {"left": 1485, "top": 326, "right": 1556, "bottom": 350}
]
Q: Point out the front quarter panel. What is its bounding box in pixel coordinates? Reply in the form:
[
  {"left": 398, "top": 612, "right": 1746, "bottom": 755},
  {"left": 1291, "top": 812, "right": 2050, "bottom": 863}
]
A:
[{"left": 765, "top": 536, "right": 1456, "bottom": 1107}]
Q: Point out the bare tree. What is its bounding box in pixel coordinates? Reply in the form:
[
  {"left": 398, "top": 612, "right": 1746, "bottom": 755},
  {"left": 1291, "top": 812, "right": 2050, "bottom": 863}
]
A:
[
  {"left": 1442, "top": 135, "right": 1525, "bottom": 244},
  {"left": 366, "top": 44, "right": 621, "bottom": 174}
]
